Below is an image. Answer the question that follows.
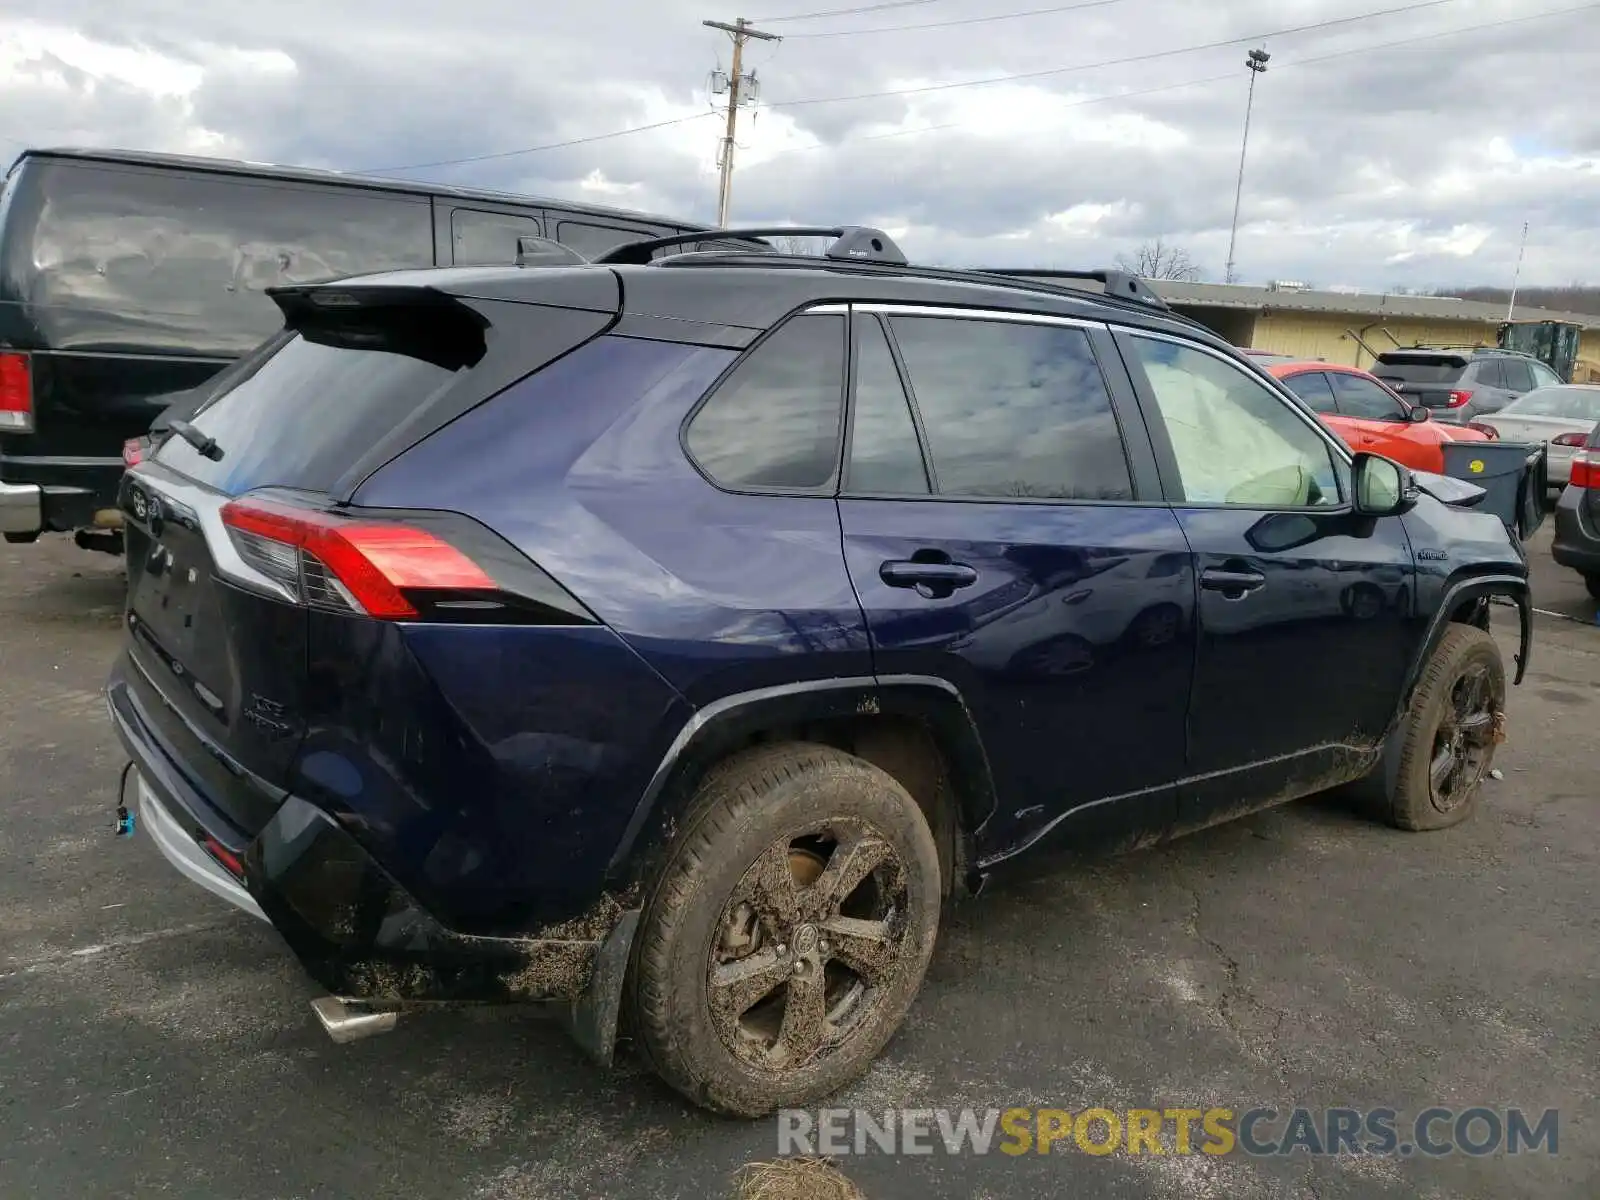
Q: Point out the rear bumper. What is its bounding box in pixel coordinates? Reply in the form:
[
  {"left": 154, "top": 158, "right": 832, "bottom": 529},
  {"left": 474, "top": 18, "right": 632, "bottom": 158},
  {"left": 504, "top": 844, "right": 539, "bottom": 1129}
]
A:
[
  {"left": 1551, "top": 487, "right": 1600, "bottom": 575},
  {"left": 106, "top": 669, "right": 636, "bottom": 1011}
]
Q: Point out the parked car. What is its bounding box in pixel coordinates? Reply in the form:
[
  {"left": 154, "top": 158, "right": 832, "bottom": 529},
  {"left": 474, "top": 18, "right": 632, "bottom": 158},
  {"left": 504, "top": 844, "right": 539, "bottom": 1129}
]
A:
[
  {"left": 107, "top": 227, "right": 1532, "bottom": 1118},
  {"left": 1265, "top": 360, "right": 1491, "bottom": 474},
  {"left": 1551, "top": 419, "right": 1600, "bottom": 600},
  {"left": 1475, "top": 385, "right": 1600, "bottom": 488},
  {"left": 1369, "top": 347, "right": 1563, "bottom": 424},
  {"left": 0, "top": 147, "right": 753, "bottom": 556}
]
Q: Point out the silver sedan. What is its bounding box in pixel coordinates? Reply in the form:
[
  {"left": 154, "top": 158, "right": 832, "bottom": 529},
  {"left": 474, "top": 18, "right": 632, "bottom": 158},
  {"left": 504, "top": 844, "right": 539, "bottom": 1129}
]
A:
[{"left": 1478, "top": 384, "right": 1600, "bottom": 485}]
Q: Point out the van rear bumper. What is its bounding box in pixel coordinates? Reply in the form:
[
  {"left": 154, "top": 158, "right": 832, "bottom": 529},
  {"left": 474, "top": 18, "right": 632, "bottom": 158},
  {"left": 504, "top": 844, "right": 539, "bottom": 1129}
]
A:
[
  {"left": 0, "top": 479, "right": 41, "bottom": 535},
  {"left": 0, "top": 456, "right": 121, "bottom": 532}
]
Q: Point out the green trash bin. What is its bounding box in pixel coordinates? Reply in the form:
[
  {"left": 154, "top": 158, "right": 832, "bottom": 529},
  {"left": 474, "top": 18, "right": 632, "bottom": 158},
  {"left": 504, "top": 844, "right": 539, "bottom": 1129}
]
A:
[{"left": 1439, "top": 440, "right": 1547, "bottom": 540}]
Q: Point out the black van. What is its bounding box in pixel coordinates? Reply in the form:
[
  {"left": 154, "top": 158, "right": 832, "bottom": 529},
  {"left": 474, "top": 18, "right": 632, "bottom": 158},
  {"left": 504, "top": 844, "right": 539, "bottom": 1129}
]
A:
[{"left": 0, "top": 148, "right": 736, "bottom": 554}]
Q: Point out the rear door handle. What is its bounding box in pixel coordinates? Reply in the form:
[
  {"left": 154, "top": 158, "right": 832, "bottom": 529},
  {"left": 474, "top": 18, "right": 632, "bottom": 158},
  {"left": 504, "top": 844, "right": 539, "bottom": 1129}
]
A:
[
  {"left": 880, "top": 560, "right": 979, "bottom": 594},
  {"left": 1200, "top": 567, "right": 1267, "bottom": 598}
]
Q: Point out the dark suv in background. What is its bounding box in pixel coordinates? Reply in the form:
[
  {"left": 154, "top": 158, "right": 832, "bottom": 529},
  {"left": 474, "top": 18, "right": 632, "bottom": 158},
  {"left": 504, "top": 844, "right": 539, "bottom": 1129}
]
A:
[
  {"left": 1372, "top": 346, "right": 1563, "bottom": 424},
  {"left": 0, "top": 147, "right": 740, "bottom": 556},
  {"left": 107, "top": 227, "right": 1531, "bottom": 1118}
]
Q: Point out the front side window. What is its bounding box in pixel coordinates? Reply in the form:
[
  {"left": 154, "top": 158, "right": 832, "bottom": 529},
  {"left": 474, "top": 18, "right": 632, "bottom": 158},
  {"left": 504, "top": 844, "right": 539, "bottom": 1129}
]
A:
[
  {"left": 1329, "top": 372, "right": 1406, "bottom": 420},
  {"left": 1531, "top": 362, "right": 1563, "bottom": 388},
  {"left": 1129, "top": 336, "right": 1342, "bottom": 508},
  {"left": 886, "top": 315, "right": 1134, "bottom": 501},
  {"left": 684, "top": 314, "right": 845, "bottom": 491},
  {"left": 1282, "top": 371, "right": 1338, "bottom": 414}
]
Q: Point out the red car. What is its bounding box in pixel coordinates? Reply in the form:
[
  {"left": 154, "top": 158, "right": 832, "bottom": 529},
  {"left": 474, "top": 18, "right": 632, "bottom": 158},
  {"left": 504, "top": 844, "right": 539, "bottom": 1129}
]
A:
[{"left": 1263, "top": 360, "right": 1492, "bottom": 475}]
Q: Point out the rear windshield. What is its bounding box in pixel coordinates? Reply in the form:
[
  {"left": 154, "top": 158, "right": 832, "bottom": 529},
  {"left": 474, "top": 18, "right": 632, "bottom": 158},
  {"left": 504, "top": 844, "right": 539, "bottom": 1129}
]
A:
[
  {"left": 155, "top": 309, "right": 479, "bottom": 494},
  {"left": 1504, "top": 386, "right": 1600, "bottom": 421},
  {"left": 1372, "top": 355, "right": 1468, "bottom": 385}
]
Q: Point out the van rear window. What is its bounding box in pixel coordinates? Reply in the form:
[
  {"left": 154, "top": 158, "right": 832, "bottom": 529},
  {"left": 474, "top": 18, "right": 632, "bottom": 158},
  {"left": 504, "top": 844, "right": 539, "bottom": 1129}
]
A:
[
  {"left": 11, "top": 160, "right": 434, "bottom": 355},
  {"left": 155, "top": 309, "right": 480, "bottom": 494}
]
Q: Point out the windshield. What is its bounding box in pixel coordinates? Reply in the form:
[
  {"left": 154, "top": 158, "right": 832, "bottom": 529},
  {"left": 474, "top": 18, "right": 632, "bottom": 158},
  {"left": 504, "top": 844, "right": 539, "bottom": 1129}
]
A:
[
  {"left": 1501, "top": 386, "right": 1600, "bottom": 421},
  {"left": 1372, "top": 355, "right": 1467, "bottom": 385}
]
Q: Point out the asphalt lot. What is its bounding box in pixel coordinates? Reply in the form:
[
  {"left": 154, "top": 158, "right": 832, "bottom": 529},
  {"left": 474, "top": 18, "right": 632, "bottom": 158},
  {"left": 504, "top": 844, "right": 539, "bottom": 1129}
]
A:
[{"left": 1, "top": 524, "right": 1596, "bottom": 1200}]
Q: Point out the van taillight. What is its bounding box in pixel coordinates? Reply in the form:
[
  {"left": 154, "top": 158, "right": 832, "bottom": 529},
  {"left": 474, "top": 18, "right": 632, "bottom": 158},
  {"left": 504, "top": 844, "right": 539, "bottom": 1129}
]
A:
[
  {"left": 0, "top": 352, "right": 32, "bottom": 432},
  {"left": 220, "top": 497, "right": 497, "bottom": 619},
  {"left": 1570, "top": 451, "right": 1598, "bottom": 491}
]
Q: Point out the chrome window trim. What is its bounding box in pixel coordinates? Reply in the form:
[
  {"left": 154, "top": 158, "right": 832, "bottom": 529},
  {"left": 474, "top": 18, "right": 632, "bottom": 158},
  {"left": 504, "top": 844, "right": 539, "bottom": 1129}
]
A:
[
  {"left": 128, "top": 468, "right": 299, "bottom": 605},
  {"left": 853, "top": 303, "right": 1102, "bottom": 331}
]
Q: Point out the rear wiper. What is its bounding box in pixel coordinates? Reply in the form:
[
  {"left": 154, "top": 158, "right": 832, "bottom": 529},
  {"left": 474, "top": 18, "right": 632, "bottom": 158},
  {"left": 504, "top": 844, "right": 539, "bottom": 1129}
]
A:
[{"left": 167, "top": 419, "right": 224, "bottom": 461}]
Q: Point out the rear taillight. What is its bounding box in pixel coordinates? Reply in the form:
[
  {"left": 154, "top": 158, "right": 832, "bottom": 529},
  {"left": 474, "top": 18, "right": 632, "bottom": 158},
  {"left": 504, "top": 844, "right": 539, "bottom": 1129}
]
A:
[
  {"left": 1551, "top": 432, "right": 1589, "bottom": 448},
  {"left": 122, "top": 437, "right": 146, "bottom": 467},
  {"left": 1464, "top": 422, "right": 1499, "bottom": 440},
  {"left": 0, "top": 352, "right": 32, "bottom": 433},
  {"left": 1446, "top": 389, "right": 1474, "bottom": 408},
  {"left": 221, "top": 497, "right": 496, "bottom": 620},
  {"left": 1571, "top": 451, "right": 1598, "bottom": 490}
]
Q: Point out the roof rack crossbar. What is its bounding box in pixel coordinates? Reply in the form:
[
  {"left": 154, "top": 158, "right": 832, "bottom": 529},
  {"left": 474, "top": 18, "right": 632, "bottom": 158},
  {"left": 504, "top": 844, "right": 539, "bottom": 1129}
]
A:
[
  {"left": 595, "top": 225, "right": 908, "bottom": 267},
  {"left": 973, "top": 267, "right": 1169, "bottom": 311}
]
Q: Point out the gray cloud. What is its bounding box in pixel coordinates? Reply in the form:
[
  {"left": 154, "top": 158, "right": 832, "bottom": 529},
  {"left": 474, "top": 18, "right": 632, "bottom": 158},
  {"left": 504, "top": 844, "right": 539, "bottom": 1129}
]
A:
[{"left": 2, "top": 0, "right": 1597, "bottom": 287}]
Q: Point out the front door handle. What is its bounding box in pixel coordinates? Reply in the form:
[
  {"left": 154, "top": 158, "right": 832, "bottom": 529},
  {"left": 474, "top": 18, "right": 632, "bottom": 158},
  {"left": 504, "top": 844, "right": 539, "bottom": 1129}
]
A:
[
  {"left": 1200, "top": 567, "right": 1267, "bottom": 599},
  {"left": 880, "top": 559, "right": 979, "bottom": 596}
]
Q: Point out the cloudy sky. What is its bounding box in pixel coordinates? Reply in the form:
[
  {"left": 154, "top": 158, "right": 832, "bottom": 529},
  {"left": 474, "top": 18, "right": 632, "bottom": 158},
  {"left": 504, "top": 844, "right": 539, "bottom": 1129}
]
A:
[{"left": 2, "top": 0, "right": 1597, "bottom": 289}]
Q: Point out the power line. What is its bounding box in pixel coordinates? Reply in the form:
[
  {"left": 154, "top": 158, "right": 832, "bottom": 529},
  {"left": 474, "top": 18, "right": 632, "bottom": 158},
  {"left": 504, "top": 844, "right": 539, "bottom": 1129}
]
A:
[
  {"left": 766, "top": 0, "right": 1473, "bottom": 108},
  {"left": 755, "top": 0, "right": 946, "bottom": 23},
  {"left": 786, "top": 0, "right": 1124, "bottom": 38},
  {"left": 746, "top": 1, "right": 1600, "bottom": 165},
  {"left": 360, "top": 113, "right": 719, "bottom": 174},
  {"left": 360, "top": 0, "right": 1595, "bottom": 177}
]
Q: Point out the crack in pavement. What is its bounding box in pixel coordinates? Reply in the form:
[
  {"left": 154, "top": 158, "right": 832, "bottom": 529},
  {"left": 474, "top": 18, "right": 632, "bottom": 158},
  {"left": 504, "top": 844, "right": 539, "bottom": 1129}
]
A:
[{"left": 1185, "top": 885, "right": 1293, "bottom": 1091}]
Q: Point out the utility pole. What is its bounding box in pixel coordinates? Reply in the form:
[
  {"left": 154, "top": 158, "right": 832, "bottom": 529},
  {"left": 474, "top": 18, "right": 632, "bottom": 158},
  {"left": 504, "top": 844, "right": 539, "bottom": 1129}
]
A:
[
  {"left": 1506, "top": 221, "right": 1529, "bottom": 320},
  {"left": 1224, "top": 47, "right": 1270, "bottom": 286},
  {"left": 704, "top": 17, "right": 781, "bottom": 227}
]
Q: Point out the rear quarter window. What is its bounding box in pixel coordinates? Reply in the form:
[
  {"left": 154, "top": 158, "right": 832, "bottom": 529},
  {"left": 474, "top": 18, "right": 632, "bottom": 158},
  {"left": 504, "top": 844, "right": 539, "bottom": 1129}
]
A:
[{"left": 12, "top": 160, "right": 434, "bottom": 355}]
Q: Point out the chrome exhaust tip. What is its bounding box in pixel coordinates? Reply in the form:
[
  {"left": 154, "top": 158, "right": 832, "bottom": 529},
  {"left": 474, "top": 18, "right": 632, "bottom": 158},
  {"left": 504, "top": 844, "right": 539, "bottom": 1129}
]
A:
[{"left": 310, "top": 996, "right": 399, "bottom": 1044}]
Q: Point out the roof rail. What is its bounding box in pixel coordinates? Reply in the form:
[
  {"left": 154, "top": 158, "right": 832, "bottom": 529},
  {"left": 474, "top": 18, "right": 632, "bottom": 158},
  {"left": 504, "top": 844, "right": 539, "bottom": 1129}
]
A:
[
  {"left": 596, "top": 225, "right": 908, "bottom": 267},
  {"left": 973, "top": 268, "right": 1169, "bottom": 311}
]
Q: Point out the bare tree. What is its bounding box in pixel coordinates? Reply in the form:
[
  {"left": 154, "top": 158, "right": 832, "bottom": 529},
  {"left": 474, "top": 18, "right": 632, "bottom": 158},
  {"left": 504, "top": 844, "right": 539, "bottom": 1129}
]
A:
[
  {"left": 1115, "top": 238, "right": 1203, "bottom": 282},
  {"left": 770, "top": 234, "right": 828, "bottom": 256}
]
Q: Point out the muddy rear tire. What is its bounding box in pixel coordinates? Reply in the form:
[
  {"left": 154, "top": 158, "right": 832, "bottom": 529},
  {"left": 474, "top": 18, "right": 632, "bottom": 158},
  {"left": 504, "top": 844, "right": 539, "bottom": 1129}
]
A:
[
  {"left": 1389, "top": 625, "right": 1505, "bottom": 832},
  {"left": 629, "top": 743, "right": 942, "bottom": 1117}
]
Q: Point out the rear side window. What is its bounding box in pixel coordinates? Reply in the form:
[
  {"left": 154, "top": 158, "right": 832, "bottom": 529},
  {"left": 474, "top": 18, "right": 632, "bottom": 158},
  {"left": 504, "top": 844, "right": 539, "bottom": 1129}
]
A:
[
  {"left": 451, "top": 209, "right": 543, "bottom": 266},
  {"left": 557, "top": 221, "right": 655, "bottom": 260},
  {"left": 1501, "top": 358, "right": 1536, "bottom": 391},
  {"left": 1474, "top": 359, "right": 1507, "bottom": 388},
  {"left": 685, "top": 314, "right": 845, "bottom": 491},
  {"left": 1283, "top": 371, "right": 1337, "bottom": 413},
  {"left": 155, "top": 303, "right": 483, "bottom": 494},
  {"left": 13, "top": 160, "right": 434, "bottom": 355},
  {"left": 846, "top": 317, "right": 929, "bottom": 494},
  {"left": 887, "top": 316, "right": 1133, "bottom": 501},
  {"left": 1373, "top": 355, "right": 1467, "bottom": 385}
]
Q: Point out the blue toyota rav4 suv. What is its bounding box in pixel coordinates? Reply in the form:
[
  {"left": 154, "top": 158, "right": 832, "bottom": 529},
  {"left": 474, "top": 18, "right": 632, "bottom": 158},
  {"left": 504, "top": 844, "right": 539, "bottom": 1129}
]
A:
[{"left": 107, "top": 227, "right": 1532, "bottom": 1117}]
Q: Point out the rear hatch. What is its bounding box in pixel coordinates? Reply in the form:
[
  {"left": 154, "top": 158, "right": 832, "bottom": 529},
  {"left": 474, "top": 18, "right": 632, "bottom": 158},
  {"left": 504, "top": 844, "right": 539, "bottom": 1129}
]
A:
[
  {"left": 1371, "top": 353, "right": 1469, "bottom": 410},
  {"left": 118, "top": 276, "right": 617, "bottom": 841}
]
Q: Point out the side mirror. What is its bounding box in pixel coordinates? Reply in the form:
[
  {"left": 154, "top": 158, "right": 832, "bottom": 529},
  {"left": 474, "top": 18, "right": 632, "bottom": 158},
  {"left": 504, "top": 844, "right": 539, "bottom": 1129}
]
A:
[
  {"left": 1352, "top": 452, "right": 1418, "bottom": 517},
  {"left": 1408, "top": 405, "right": 1430, "bottom": 423}
]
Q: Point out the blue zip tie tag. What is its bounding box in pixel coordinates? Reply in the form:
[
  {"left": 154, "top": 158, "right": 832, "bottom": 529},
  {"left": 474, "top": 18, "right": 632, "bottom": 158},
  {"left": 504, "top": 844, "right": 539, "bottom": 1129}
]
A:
[{"left": 114, "top": 807, "right": 136, "bottom": 838}]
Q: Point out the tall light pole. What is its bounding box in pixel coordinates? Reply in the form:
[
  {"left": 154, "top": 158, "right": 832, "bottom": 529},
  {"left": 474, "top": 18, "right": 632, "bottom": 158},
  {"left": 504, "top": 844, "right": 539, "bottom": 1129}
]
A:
[{"left": 1224, "top": 47, "right": 1270, "bottom": 286}]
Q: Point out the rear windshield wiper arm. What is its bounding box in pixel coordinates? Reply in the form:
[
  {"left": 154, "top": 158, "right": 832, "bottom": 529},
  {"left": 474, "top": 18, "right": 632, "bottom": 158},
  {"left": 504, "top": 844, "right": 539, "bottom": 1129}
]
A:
[{"left": 166, "top": 419, "right": 224, "bottom": 461}]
